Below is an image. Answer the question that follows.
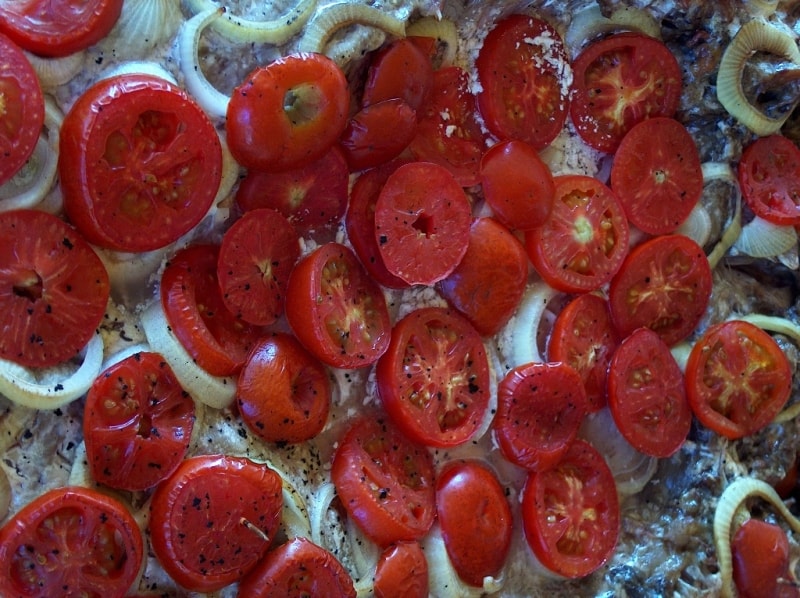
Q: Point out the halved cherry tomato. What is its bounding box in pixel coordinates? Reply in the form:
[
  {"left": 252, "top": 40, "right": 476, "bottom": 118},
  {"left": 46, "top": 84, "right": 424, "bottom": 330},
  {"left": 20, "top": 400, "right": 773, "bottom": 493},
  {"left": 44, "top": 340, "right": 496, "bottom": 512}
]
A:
[
  {"left": 331, "top": 416, "right": 436, "bottom": 547},
  {"left": 0, "top": 34, "right": 44, "bottom": 186},
  {"left": 610, "top": 117, "right": 704, "bottom": 234},
  {"left": 60, "top": 74, "right": 221, "bottom": 252},
  {"left": 217, "top": 208, "right": 300, "bottom": 326},
  {"left": 237, "top": 537, "right": 356, "bottom": 598},
  {"left": 525, "top": 174, "right": 630, "bottom": 293},
  {"left": 0, "top": 209, "right": 109, "bottom": 367},
  {"left": 608, "top": 234, "right": 712, "bottom": 346},
  {"left": 373, "top": 541, "right": 428, "bottom": 598},
  {"left": 374, "top": 161, "right": 471, "bottom": 285},
  {"left": 521, "top": 439, "right": 620, "bottom": 578},
  {"left": 571, "top": 32, "right": 683, "bottom": 153},
  {"left": 476, "top": 14, "right": 571, "bottom": 150},
  {"left": 376, "top": 307, "right": 491, "bottom": 448},
  {"left": 493, "top": 362, "right": 588, "bottom": 471},
  {"left": 0, "top": 486, "right": 143, "bottom": 598},
  {"left": 339, "top": 99, "right": 417, "bottom": 172},
  {"left": 738, "top": 135, "right": 800, "bottom": 226},
  {"left": 0, "top": 0, "right": 122, "bottom": 57},
  {"left": 435, "top": 460, "right": 513, "bottom": 587},
  {"left": 226, "top": 53, "right": 349, "bottom": 172},
  {"left": 84, "top": 351, "right": 195, "bottom": 491},
  {"left": 607, "top": 327, "right": 691, "bottom": 458},
  {"left": 150, "top": 455, "right": 283, "bottom": 592},
  {"left": 685, "top": 320, "right": 792, "bottom": 440},
  {"left": 362, "top": 37, "right": 434, "bottom": 111},
  {"left": 437, "top": 217, "right": 529, "bottom": 336},
  {"left": 732, "top": 518, "right": 795, "bottom": 598},
  {"left": 237, "top": 333, "right": 331, "bottom": 443},
  {"left": 285, "top": 242, "right": 391, "bottom": 369}
]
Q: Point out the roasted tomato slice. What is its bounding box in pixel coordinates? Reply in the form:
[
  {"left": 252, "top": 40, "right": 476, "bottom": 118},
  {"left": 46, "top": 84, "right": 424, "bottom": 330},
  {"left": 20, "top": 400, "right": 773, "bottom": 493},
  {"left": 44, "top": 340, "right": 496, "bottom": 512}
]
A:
[
  {"left": 732, "top": 518, "right": 794, "bottom": 598},
  {"left": 362, "top": 37, "right": 434, "bottom": 110},
  {"left": 738, "top": 134, "right": 800, "bottom": 226},
  {"left": 373, "top": 541, "right": 429, "bottom": 598},
  {"left": 339, "top": 98, "right": 417, "bottom": 172}
]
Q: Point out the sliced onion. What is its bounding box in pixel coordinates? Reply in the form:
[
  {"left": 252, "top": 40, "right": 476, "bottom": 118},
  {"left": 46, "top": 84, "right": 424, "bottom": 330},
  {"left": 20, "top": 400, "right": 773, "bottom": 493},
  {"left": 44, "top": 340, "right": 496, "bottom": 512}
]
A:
[
  {"left": 100, "top": 60, "right": 178, "bottom": 84},
  {"left": 406, "top": 16, "right": 458, "bottom": 66},
  {"left": 675, "top": 203, "right": 712, "bottom": 248},
  {"left": 732, "top": 215, "right": 798, "bottom": 258},
  {"left": 98, "top": 246, "right": 168, "bottom": 307},
  {"left": 566, "top": 4, "right": 661, "bottom": 54},
  {"left": 178, "top": 8, "right": 231, "bottom": 119},
  {"left": 102, "top": 0, "right": 182, "bottom": 56},
  {"left": 702, "top": 162, "right": 742, "bottom": 269},
  {"left": 185, "top": 0, "right": 316, "bottom": 44},
  {"left": 509, "top": 282, "right": 560, "bottom": 367},
  {"left": 23, "top": 50, "right": 85, "bottom": 89},
  {"left": 747, "top": 0, "right": 779, "bottom": 17}
]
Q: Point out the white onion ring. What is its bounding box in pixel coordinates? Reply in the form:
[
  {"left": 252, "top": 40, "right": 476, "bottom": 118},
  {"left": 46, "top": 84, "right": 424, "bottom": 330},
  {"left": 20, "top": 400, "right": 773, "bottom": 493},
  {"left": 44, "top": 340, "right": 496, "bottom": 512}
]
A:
[
  {"left": 178, "top": 8, "right": 231, "bottom": 119},
  {"left": 509, "top": 282, "right": 560, "bottom": 366},
  {"left": 184, "top": 0, "right": 316, "bottom": 44},
  {"left": 298, "top": 3, "right": 406, "bottom": 57}
]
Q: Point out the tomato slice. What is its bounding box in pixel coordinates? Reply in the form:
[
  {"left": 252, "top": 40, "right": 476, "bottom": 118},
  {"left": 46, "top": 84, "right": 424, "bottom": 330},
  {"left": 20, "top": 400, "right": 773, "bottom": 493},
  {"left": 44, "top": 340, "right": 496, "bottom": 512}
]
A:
[
  {"left": 610, "top": 117, "right": 704, "bottom": 234},
  {"left": 60, "top": 74, "right": 222, "bottom": 252},
  {"left": 732, "top": 519, "right": 794, "bottom": 598},
  {"left": 607, "top": 327, "right": 691, "bottom": 458},
  {"left": 525, "top": 174, "right": 630, "bottom": 293},
  {"left": 685, "top": 320, "right": 792, "bottom": 440},
  {"left": 608, "top": 234, "right": 712, "bottom": 346},
  {"left": 0, "top": 34, "right": 44, "bottom": 186},
  {"left": 237, "top": 333, "right": 331, "bottom": 443},
  {"left": 476, "top": 14, "right": 571, "bottom": 150},
  {"left": 373, "top": 541, "right": 428, "bottom": 598},
  {"left": 285, "top": 242, "right": 391, "bottom": 369},
  {"left": 0, "top": 0, "right": 122, "bottom": 57},
  {"left": 331, "top": 416, "right": 436, "bottom": 547},
  {"left": 571, "top": 32, "right": 683, "bottom": 153},
  {"left": 362, "top": 37, "right": 434, "bottom": 111},
  {"left": 0, "top": 486, "right": 143, "bottom": 598},
  {"left": 521, "top": 438, "right": 620, "bottom": 579},
  {"left": 0, "top": 209, "right": 109, "bottom": 367},
  {"left": 84, "top": 351, "right": 195, "bottom": 491},
  {"left": 149, "top": 455, "right": 283, "bottom": 592},
  {"left": 376, "top": 307, "right": 491, "bottom": 448},
  {"left": 738, "top": 135, "right": 800, "bottom": 226},
  {"left": 339, "top": 98, "right": 417, "bottom": 172},
  {"left": 374, "top": 161, "right": 472, "bottom": 285}
]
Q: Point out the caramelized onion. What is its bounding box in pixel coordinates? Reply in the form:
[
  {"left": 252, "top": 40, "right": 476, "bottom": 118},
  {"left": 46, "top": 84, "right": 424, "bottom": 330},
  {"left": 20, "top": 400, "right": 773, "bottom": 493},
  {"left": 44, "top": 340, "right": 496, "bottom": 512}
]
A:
[{"left": 185, "top": 0, "right": 316, "bottom": 44}]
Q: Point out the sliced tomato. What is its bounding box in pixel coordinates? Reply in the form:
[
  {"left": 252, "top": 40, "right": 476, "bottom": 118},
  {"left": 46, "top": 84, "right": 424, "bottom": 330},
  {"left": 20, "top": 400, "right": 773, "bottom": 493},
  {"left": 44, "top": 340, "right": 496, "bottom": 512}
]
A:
[
  {"left": 376, "top": 307, "right": 491, "bottom": 448},
  {"left": 0, "top": 486, "right": 143, "bottom": 598},
  {"left": 437, "top": 217, "right": 529, "bottom": 336},
  {"left": 476, "top": 14, "right": 571, "bottom": 150},
  {"left": 435, "top": 460, "right": 513, "bottom": 587},
  {"left": 738, "top": 135, "right": 800, "bottom": 226},
  {"left": 610, "top": 117, "right": 704, "bottom": 234},
  {"left": 226, "top": 53, "right": 349, "bottom": 172},
  {"left": 149, "top": 455, "right": 283, "bottom": 592},
  {"left": 362, "top": 37, "right": 434, "bottom": 110},
  {"left": 373, "top": 541, "right": 428, "bottom": 598},
  {"left": 331, "top": 416, "right": 436, "bottom": 547},
  {"left": 525, "top": 174, "right": 630, "bottom": 293},
  {"left": 685, "top": 320, "right": 792, "bottom": 440},
  {"left": 0, "top": 34, "right": 44, "bottom": 186},
  {"left": 374, "top": 161, "right": 472, "bottom": 285},
  {"left": 339, "top": 99, "right": 417, "bottom": 172},
  {"left": 0, "top": 209, "right": 109, "bottom": 367},
  {"left": 608, "top": 234, "right": 712, "bottom": 346},
  {"left": 571, "top": 32, "right": 683, "bottom": 153},
  {"left": 84, "top": 351, "right": 195, "bottom": 491},
  {"left": 285, "top": 242, "right": 391, "bottom": 369},
  {"left": 521, "top": 438, "right": 620, "bottom": 578},
  {"left": 732, "top": 519, "right": 794, "bottom": 598},
  {"left": 607, "top": 327, "right": 691, "bottom": 458}
]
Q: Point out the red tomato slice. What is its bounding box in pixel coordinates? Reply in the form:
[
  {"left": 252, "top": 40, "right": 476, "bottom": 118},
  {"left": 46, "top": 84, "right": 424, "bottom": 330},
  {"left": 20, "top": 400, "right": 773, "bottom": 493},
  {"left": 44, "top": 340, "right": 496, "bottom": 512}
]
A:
[
  {"left": 732, "top": 519, "right": 794, "bottom": 598},
  {"left": 435, "top": 460, "right": 513, "bottom": 587},
  {"left": 610, "top": 117, "right": 704, "bottom": 234},
  {"left": 376, "top": 307, "right": 491, "bottom": 448},
  {"left": 339, "top": 98, "right": 417, "bottom": 172},
  {"left": 571, "top": 33, "right": 683, "bottom": 153},
  {"left": 362, "top": 37, "right": 434, "bottom": 111},
  {"left": 373, "top": 541, "right": 429, "bottom": 598},
  {"left": 161, "top": 244, "right": 265, "bottom": 377},
  {"left": 331, "top": 416, "right": 436, "bottom": 547},
  {"left": 0, "top": 209, "right": 109, "bottom": 367},
  {"left": 0, "top": 0, "right": 122, "bottom": 57},
  {"left": 217, "top": 208, "right": 300, "bottom": 326},
  {"left": 738, "top": 135, "right": 800, "bottom": 226},
  {"left": 685, "top": 320, "right": 792, "bottom": 440},
  {"left": 521, "top": 439, "right": 620, "bottom": 578},
  {"left": 238, "top": 537, "right": 356, "bottom": 598},
  {"left": 226, "top": 53, "right": 349, "bottom": 172},
  {"left": 60, "top": 74, "right": 222, "bottom": 252},
  {"left": 476, "top": 14, "right": 571, "bottom": 150},
  {"left": 607, "top": 327, "right": 691, "bottom": 458},
  {"left": 493, "top": 362, "right": 588, "bottom": 471},
  {"left": 285, "top": 242, "right": 391, "bottom": 369},
  {"left": 608, "top": 234, "right": 712, "bottom": 346},
  {"left": 374, "top": 161, "right": 471, "bottom": 285},
  {"left": 149, "top": 455, "right": 283, "bottom": 592},
  {"left": 0, "top": 34, "right": 44, "bottom": 186},
  {"left": 0, "top": 486, "right": 143, "bottom": 598},
  {"left": 437, "top": 217, "right": 529, "bottom": 336},
  {"left": 237, "top": 333, "right": 331, "bottom": 443},
  {"left": 84, "top": 351, "right": 195, "bottom": 491},
  {"left": 525, "top": 174, "right": 630, "bottom": 293}
]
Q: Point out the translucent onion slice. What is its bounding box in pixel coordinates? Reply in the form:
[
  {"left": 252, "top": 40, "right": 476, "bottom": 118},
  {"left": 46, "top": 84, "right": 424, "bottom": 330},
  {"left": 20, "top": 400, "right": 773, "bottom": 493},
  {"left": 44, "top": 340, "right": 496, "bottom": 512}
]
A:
[
  {"left": 298, "top": 3, "right": 406, "bottom": 57},
  {"left": 406, "top": 16, "right": 458, "bottom": 66},
  {"left": 102, "top": 0, "right": 182, "bottom": 56},
  {"left": 565, "top": 4, "right": 661, "bottom": 54},
  {"left": 184, "top": 0, "right": 316, "bottom": 44},
  {"left": 702, "top": 162, "right": 742, "bottom": 269},
  {"left": 98, "top": 246, "right": 169, "bottom": 307},
  {"left": 747, "top": 0, "right": 779, "bottom": 17},
  {"left": 23, "top": 50, "right": 85, "bottom": 89},
  {"left": 345, "top": 511, "right": 380, "bottom": 580},
  {"left": 732, "top": 215, "right": 798, "bottom": 258},
  {"left": 100, "top": 60, "right": 178, "bottom": 84},
  {"left": 675, "top": 203, "right": 712, "bottom": 248},
  {"left": 264, "top": 459, "right": 313, "bottom": 541},
  {"left": 509, "top": 282, "right": 560, "bottom": 366}
]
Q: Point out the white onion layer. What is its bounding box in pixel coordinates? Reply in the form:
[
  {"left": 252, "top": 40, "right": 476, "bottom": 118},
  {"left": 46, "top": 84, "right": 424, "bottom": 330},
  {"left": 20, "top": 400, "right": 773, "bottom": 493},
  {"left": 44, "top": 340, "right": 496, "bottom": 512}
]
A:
[
  {"left": 509, "top": 282, "right": 559, "bottom": 366},
  {"left": 23, "top": 50, "right": 85, "bottom": 89},
  {"left": 178, "top": 8, "right": 231, "bottom": 119},
  {"left": 184, "top": 0, "right": 316, "bottom": 44},
  {"left": 298, "top": 3, "right": 406, "bottom": 57}
]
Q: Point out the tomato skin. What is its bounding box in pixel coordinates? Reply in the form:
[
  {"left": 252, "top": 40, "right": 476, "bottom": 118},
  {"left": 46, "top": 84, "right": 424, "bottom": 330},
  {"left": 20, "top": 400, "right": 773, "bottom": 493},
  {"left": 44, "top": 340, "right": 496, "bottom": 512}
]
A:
[
  {"left": 339, "top": 99, "right": 417, "bottom": 172},
  {"left": 226, "top": 53, "right": 349, "bottom": 172},
  {"left": 373, "top": 541, "right": 429, "bottom": 598},
  {"left": 738, "top": 135, "right": 800, "bottom": 226},
  {"left": 686, "top": 320, "right": 792, "bottom": 440},
  {"left": 732, "top": 519, "right": 795, "bottom": 598},
  {"left": 435, "top": 460, "right": 513, "bottom": 587},
  {"left": 0, "top": 486, "right": 143, "bottom": 598},
  {"left": 362, "top": 37, "right": 434, "bottom": 111}
]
